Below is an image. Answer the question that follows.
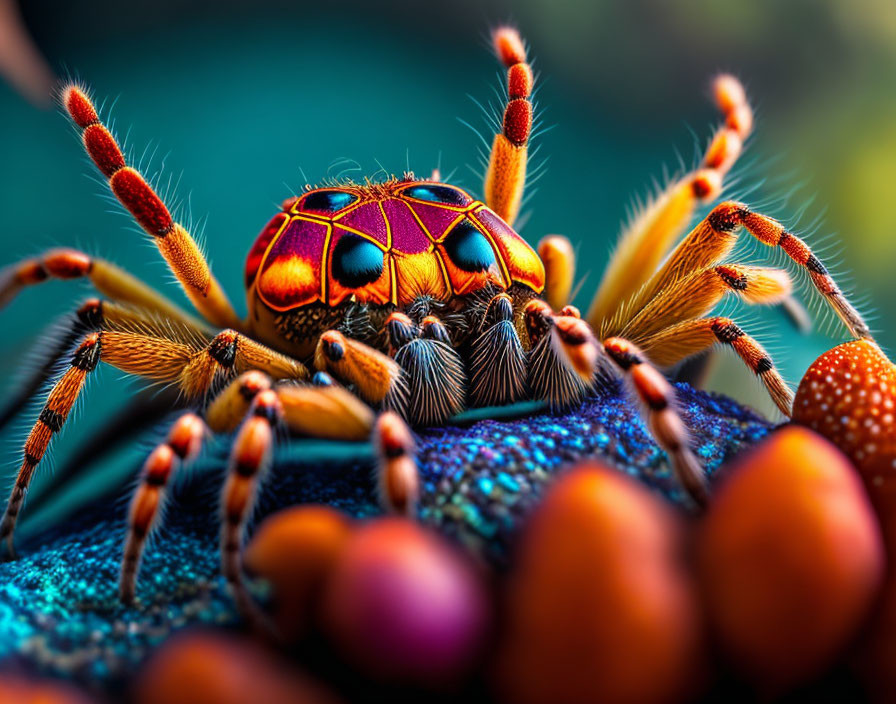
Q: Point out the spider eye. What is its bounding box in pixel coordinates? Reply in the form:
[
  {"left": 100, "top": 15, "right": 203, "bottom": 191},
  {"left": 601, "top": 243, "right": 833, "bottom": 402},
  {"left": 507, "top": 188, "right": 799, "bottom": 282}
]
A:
[
  {"left": 303, "top": 190, "right": 357, "bottom": 214},
  {"left": 443, "top": 219, "right": 496, "bottom": 273},
  {"left": 332, "top": 234, "right": 384, "bottom": 288},
  {"left": 402, "top": 184, "right": 469, "bottom": 206}
]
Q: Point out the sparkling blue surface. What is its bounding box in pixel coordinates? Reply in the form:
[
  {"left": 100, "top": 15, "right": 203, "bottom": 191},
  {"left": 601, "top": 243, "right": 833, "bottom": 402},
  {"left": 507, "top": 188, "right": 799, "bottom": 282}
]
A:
[{"left": 0, "top": 381, "right": 772, "bottom": 688}]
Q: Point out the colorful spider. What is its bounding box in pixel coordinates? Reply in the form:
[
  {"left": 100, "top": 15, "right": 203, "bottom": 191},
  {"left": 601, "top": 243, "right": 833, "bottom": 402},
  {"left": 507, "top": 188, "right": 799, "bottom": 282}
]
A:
[{"left": 0, "top": 27, "right": 876, "bottom": 618}]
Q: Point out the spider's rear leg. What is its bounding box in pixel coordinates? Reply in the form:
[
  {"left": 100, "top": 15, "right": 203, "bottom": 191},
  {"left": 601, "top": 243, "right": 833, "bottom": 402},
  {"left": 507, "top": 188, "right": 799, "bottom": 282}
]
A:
[
  {"left": 62, "top": 86, "right": 240, "bottom": 330},
  {"left": 587, "top": 75, "right": 753, "bottom": 329},
  {"left": 641, "top": 316, "right": 794, "bottom": 418},
  {"left": 383, "top": 312, "right": 465, "bottom": 426},
  {"left": 602, "top": 337, "right": 709, "bottom": 507},
  {"left": 468, "top": 293, "right": 527, "bottom": 407}
]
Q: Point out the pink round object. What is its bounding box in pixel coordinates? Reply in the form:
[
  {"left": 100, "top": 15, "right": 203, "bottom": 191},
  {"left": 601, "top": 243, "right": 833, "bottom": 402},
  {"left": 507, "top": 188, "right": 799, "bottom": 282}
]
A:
[{"left": 322, "top": 518, "right": 489, "bottom": 687}]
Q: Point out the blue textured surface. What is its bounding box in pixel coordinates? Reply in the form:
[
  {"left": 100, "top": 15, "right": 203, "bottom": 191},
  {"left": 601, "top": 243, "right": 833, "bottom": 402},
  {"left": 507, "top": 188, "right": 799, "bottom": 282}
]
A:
[{"left": 0, "top": 381, "right": 772, "bottom": 688}]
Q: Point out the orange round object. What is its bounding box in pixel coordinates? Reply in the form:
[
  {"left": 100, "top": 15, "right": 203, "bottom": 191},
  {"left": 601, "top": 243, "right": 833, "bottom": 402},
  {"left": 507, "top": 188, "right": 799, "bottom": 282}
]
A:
[
  {"left": 244, "top": 505, "right": 353, "bottom": 641},
  {"left": 697, "top": 426, "right": 884, "bottom": 693},
  {"left": 793, "top": 339, "right": 896, "bottom": 491},
  {"left": 495, "top": 462, "right": 704, "bottom": 704},
  {"left": 0, "top": 675, "right": 95, "bottom": 704},
  {"left": 134, "top": 631, "right": 338, "bottom": 704}
]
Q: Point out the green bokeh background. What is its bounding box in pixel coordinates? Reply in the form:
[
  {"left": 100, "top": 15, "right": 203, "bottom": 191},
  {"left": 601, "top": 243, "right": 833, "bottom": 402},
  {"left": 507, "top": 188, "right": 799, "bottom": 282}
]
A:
[{"left": 0, "top": 0, "right": 894, "bottom": 515}]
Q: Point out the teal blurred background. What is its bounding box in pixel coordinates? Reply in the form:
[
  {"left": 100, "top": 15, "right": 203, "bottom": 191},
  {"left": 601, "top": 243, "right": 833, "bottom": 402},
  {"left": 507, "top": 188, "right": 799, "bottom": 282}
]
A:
[{"left": 0, "top": 0, "right": 894, "bottom": 506}]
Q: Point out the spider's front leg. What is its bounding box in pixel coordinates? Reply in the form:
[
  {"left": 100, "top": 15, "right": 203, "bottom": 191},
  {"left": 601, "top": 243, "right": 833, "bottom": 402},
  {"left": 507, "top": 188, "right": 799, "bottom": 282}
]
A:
[
  {"left": 468, "top": 293, "right": 527, "bottom": 407},
  {"left": 602, "top": 337, "right": 709, "bottom": 507},
  {"left": 118, "top": 369, "right": 377, "bottom": 605},
  {"left": 62, "top": 86, "right": 241, "bottom": 330},
  {"left": 383, "top": 311, "right": 466, "bottom": 426}
]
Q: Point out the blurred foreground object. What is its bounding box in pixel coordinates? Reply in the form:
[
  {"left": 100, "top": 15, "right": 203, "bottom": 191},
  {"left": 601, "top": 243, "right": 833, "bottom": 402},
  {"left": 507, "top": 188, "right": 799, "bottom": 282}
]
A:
[
  {"left": 698, "top": 426, "right": 884, "bottom": 694},
  {"left": 495, "top": 462, "right": 705, "bottom": 704},
  {"left": 0, "top": 0, "right": 54, "bottom": 106}
]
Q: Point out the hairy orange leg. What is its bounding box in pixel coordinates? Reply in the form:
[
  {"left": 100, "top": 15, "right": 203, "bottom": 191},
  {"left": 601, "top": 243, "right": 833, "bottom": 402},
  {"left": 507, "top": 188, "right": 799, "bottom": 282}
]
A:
[
  {"left": 314, "top": 330, "right": 406, "bottom": 408},
  {"left": 119, "top": 413, "right": 206, "bottom": 603},
  {"left": 220, "top": 389, "right": 282, "bottom": 635},
  {"left": 0, "top": 247, "right": 205, "bottom": 330},
  {"left": 62, "top": 85, "right": 241, "bottom": 330},
  {"left": 0, "top": 333, "right": 101, "bottom": 556},
  {"left": 0, "top": 317, "right": 308, "bottom": 554},
  {"left": 483, "top": 27, "right": 534, "bottom": 226},
  {"left": 619, "top": 264, "right": 792, "bottom": 342},
  {"left": 641, "top": 316, "right": 794, "bottom": 417},
  {"left": 587, "top": 75, "right": 753, "bottom": 329},
  {"left": 627, "top": 201, "right": 872, "bottom": 342},
  {"left": 602, "top": 337, "right": 709, "bottom": 507}
]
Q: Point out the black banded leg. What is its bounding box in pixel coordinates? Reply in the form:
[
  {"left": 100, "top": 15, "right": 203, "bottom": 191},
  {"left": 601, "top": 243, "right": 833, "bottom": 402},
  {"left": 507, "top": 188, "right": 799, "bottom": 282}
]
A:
[
  {"left": 640, "top": 316, "right": 794, "bottom": 417},
  {"left": 524, "top": 300, "right": 592, "bottom": 410},
  {"left": 384, "top": 312, "right": 466, "bottom": 426},
  {"left": 220, "top": 389, "right": 282, "bottom": 637},
  {"left": 119, "top": 413, "right": 206, "bottom": 603},
  {"left": 468, "top": 293, "right": 527, "bottom": 408},
  {"left": 602, "top": 337, "right": 709, "bottom": 508},
  {"left": 0, "top": 333, "right": 102, "bottom": 557}
]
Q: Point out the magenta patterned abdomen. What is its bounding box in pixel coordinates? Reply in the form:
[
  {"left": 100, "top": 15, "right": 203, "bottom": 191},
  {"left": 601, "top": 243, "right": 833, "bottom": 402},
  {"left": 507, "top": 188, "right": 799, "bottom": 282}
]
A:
[{"left": 245, "top": 181, "right": 545, "bottom": 310}]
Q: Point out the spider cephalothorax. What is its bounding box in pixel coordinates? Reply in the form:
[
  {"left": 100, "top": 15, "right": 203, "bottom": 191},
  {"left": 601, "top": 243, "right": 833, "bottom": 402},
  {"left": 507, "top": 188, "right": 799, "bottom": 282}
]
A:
[{"left": 0, "top": 27, "right": 881, "bottom": 630}]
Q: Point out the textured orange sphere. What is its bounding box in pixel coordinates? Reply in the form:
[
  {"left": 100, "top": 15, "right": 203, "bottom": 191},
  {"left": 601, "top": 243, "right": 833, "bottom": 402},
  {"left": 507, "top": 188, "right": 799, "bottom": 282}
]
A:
[
  {"left": 793, "top": 340, "right": 895, "bottom": 485},
  {"left": 697, "top": 426, "right": 884, "bottom": 692},
  {"left": 495, "top": 463, "right": 704, "bottom": 704},
  {"left": 134, "top": 631, "right": 338, "bottom": 704},
  {"left": 244, "top": 505, "right": 353, "bottom": 640}
]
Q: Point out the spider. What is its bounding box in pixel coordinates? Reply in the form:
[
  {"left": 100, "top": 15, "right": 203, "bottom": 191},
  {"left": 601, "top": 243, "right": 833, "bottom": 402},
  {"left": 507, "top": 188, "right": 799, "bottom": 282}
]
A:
[{"left": 0, "top": 27, "right": 874, "bottom": 620}]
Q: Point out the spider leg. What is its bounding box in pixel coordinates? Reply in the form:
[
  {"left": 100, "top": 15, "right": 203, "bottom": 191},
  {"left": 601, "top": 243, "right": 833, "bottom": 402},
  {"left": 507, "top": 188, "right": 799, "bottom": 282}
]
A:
[
  {"left": 641, "top": 316, "right": 794, "bottom": 418},
  {"left": 61, "top": 86, "right": 241, "bottom": 330},
  {"left": 587, "top": 75, "right": 752, "bottom": 329},
  {"left": 537, "top": 235, "right": 576, "bottom": 311},
  {"left": 0, "top": 321, "right": 308, "bottom": 554},
  {"left": 0, "top": 248, "right": 206, "bottom": 330},
  {"left": 119, "top": 412, "right": 206, "bottom": 603},
  {"left": 483, "top": 27, "right": 534, "bottom": 226},
  {"left": 383, "top": 312, "right": 465, "bottom": 426},
  {"left": 524, "top": 299, "right": 594, "bottom": 410},
  {"left": 602, "top": 337, "right": 709, "bottom": 507},
  {"left": 625, "top": 201, "right": 872, "bottom": 342},
  {"left": 618, "top": 264, "right": 792, "bottom": 342},
  {"left": 220, "top": 388, "right": 282, "bottom": 636},
  {"left": 374, "top": 411, "right": 419, "bottom": 515},
  {"left": 314, "top": 329, "right": 406, "bottom": 410},
  {"left": 468, "top": 293, "right": 527, "bottom": 407}
]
